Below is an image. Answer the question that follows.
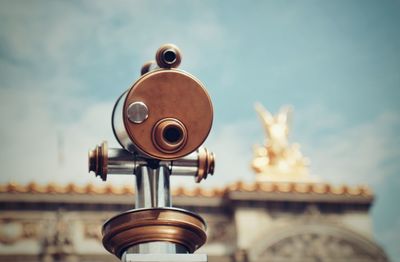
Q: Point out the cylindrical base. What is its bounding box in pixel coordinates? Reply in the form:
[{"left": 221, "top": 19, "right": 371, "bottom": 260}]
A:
[
  {"left": 122, "top": 254, "right": 208, "bottom": 262},
  {"left": 121, "top": 242, "right": 188, "bottom": 261},
  {"left": 125, "top": 242, "right": 188, "bottom": 254},
  {"left": 102, "top": 208, "right": 207, "bottom": 259}
]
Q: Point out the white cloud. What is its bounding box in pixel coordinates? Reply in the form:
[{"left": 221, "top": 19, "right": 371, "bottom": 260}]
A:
[
  {"left": 304, "top": 110, "right": 400, "bottom": 186},
  {"left": 0, "top": 0, "right": 228, "bottom": 187},
  {"left": 183, "top": 105, "right": 399, "bottom": 188},
  {"left": 0, "top": 87, "right": 116, "bottom": 185},
  {"left": 198, "top": 105, "right": 400, "bottom": 189},
  {"left": 0, "top": 1, "right": 226, "bottom": 77}
]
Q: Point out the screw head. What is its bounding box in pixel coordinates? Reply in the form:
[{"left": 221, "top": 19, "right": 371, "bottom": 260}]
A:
[{"left": 127, "top": 102, "right": 149, "bottom": 124}]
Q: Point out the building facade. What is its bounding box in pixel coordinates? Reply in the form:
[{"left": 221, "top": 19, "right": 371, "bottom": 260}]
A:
[
  {"left": 0, "top": 105, "right": 389, "bottom": 261},
  {"left": 0, "top": 181, "right": 388, "bottom": 262}
]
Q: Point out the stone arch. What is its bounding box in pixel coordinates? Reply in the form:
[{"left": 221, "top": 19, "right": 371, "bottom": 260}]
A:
[{"left": 248, "top": 223, "right": 388, "bottom": 262}]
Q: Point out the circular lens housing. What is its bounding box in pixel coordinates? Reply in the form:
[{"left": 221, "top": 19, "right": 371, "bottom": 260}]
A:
[
  {"left": 117, "top": 69, "right": 213, "bottom": 160},
  {"left": 155, "top": 44, "right": 181, "bottom": 68},
  {"left": 152, "top": 118, "right": 187, "bottom": 153},
  {"left": 162, "top": 49, "right": 177, "bottom": 64}
]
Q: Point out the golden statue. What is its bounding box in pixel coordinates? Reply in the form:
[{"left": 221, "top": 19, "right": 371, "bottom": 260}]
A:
[{"left": 251, "top": 103, "right": 313, "bottom": 182}]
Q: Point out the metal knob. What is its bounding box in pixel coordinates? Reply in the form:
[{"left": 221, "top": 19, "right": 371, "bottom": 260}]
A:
[
  {"left": 140, "top": 60, "right": 157, "bottom": 75},
  {"left": 196, "top": 147, "right": 215, "bottom": 183},
  {"left": 155, "top": 44, "right": 182, "bottom": 68},
  {"left": 88, "top": 141, "right": 108, "bottom": 181},
  {"left": 127, "top": 101, "right": 149, "bottom": 124}
]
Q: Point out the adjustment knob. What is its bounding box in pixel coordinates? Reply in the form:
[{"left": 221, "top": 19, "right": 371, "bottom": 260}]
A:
[
  {"left": 88, "top": 141, "right": 108, "bottom": 181},
  {"left": 155, "top": 44, "right": 182, "bottom": 68}
]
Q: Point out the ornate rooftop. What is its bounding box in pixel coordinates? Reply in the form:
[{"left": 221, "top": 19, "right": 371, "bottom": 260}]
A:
[{"left": 0, "top": 181, "right": 372, "bottom": 198}]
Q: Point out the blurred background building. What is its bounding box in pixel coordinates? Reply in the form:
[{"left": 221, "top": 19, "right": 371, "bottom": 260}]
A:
[
  {"left": 0, "top": 105, "right": 389, "bottom": 262},
  {"left": 0, "top": 180, "right": 388, "bottom": 262}
]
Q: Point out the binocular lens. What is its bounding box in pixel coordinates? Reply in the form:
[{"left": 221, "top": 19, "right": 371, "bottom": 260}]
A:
[
  {"left": 162, "top": 49, "right": 177, "bottom": 64},
  {"left": 163, "top": 126, "right": 182, "bottom": 144},
  {"left": 152, "top": 118, "right": 187, "bottom": 153},
  {"left": 155, "top": 44, "right": 181, "bottom": 68}
]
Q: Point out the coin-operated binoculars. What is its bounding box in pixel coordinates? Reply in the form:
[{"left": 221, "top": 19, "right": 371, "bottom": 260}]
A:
[{"left": 88, "top": 44, "right": 215, "bottom": 262}]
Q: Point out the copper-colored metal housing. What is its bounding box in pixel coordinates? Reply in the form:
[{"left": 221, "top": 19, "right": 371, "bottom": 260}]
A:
[
  {"left": 102, "top": 208, "right": 207, "bottom": 258},
  {"left": 121, "top": 69, "right": 213, "bottom": 160},
  {"left": 88, "top": 141, "right": 108, "bottom": 181}
]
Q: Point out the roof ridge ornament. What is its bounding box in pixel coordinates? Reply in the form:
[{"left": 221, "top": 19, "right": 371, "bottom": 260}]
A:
[{"left": 252, "top": 102, "right": 315, "bottom": 183}]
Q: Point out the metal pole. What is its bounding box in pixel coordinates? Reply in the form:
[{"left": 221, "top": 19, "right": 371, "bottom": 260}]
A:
[
  {"left": 135, "top": 165, "right": 171, "bottom": 208},
  {"left": 120, "top": 165, "right": 188, "bottom": 260}
]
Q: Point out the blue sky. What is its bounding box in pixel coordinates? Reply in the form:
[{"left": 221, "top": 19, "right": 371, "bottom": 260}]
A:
[{"left": 0, "top": 0, "right": 399, "bottom": 260}]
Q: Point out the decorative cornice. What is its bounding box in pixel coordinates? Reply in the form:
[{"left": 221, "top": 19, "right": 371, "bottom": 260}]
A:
[
  {"left": 227, "top": 181, "right": 372, "bottom": 197},
  {"left": 0, "top": 181, "right": 372, "bottom": 198}
]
